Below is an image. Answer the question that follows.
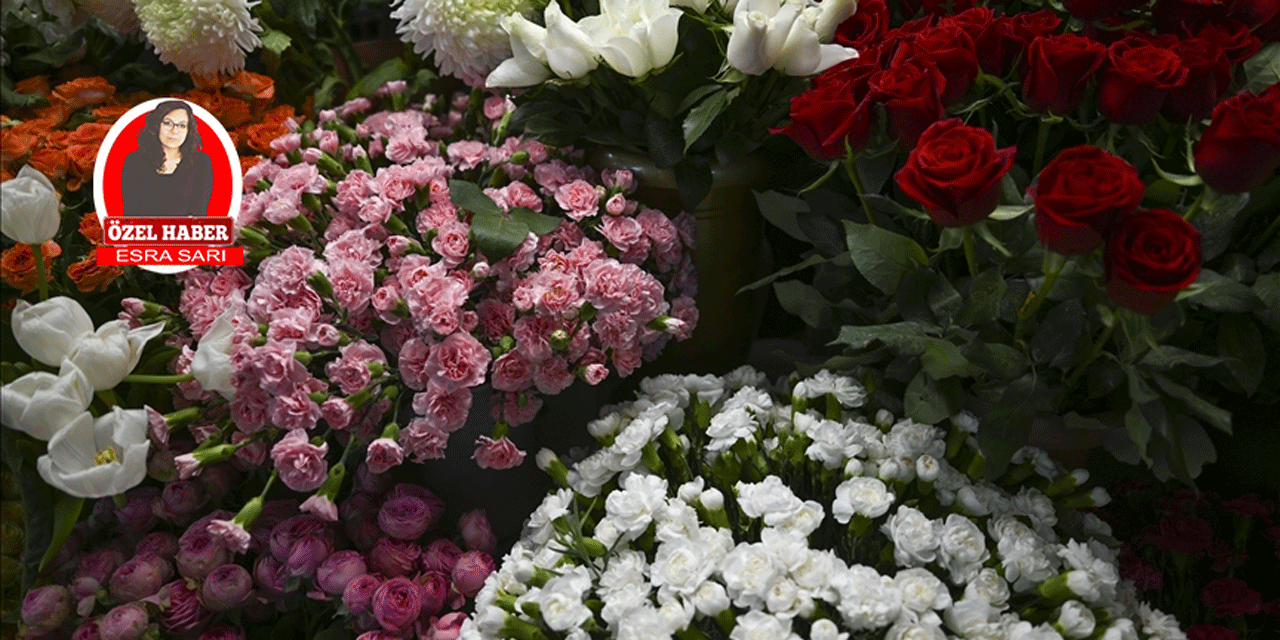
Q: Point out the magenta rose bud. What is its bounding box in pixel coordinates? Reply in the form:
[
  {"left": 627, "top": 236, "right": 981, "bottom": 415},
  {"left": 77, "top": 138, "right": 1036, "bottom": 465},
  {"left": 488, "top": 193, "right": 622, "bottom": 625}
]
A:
[
  {"left": 76, "top": 548, "right": 127, "bottom": 585},
  {"left": 114, "top": 486, "right": 160, "bottom": 534},
  {"left": 421, "top": 538, "right": 463, "bottom": 575},
  {"left": 369, "top": 538, "right": 422, "bottom": 577},
  {"left": 418, "top": 570, "right": 449, "bottom": 618},
  {"left": 268, "top": 514, "right": 331, "bottom": 562},
  {"left": 372, "top": 576, "right": 421, "bottom": 633},
  {"left": 378, "top": 496, "right": 436, "bottom": 540},
  {"left": 450, "top": 551, "right": 495, "bottom": 599},
  {"left": 316, "top": 550, "right": 367, "bottom": 596},
  {"left": 428, "top": 612, "right": 468, "bottom": 640},
  {"left": 1032, "top": 145, "right": 1145, "bottom": 255},
  {"left": 252, "top": 554, "right": 288, "bottom": 600},
  {"left": 176, "top": 530, "right": 230, "bottom": 580},
  {"left": 158, "top": 579, "right": 211, "bottom": 635},
  {"left": 99, "top": 603, "right": 149, "bottom": 640},
  {"left": 135, "top": 532, "right": 179, "bottom": 559},
  {"left": 199, "top": 563, "right": 253, "bottom": 611},
  {"left": 1104, "top": 208, "right": 1202, "bottom": 315},
  {"left": 342, "top": 574, "right": 382, "bottom": 617},
  {"left": 458, "top": 509, "right": 497, "bottom": 555},
  {"left": 109, "top": 553, "right": 174, "bottom": 602},
  {"left": 285, "top": 535, "right": 333, "bottom": 579},
  {"left": 199, "top": 626, "right": 247, "bottom": 640},
  {"left": 894, "top": 119, "right": 1016, "bottom": 227},
  {"left": 21, "top": 585, "right": 71, "bottom": 632}
]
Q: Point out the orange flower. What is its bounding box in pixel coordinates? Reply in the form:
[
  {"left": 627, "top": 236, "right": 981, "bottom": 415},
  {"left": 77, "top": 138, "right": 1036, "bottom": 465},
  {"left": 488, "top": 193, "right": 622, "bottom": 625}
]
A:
[
  {"left": 14, "top": 76, "right": 52, "bottom": 98},
  {"left": 68, "top": 123, "right": 111, "bottom": 146},
  {"left": 262, "top": 104, "right": 298, "bottom": 126},
  {"left": 67, "top": 256, "right": 122, "bottom": 293},
  {"left": 27, "top": 148, "right": 70, "bottom": 179},
  {"left": 181, "top": 89, "right": 228, "bottom": 122},
  {"left": 52, "top": 77, "right": 116, "bottom": 110},
  {"left": 1, "top": 129, "right": 39, "bottom": 165},
  {"left": 1, "top": 170, "right": 13, "bottom": 182},
  {"left": 91, "top": 104, "right": 133, "bottom": 123},
  {"left": 1, "top": 241, "right": 61, "bottom": 294},
  {"left": 78, "top": 212, "right": 104, "bottom": 244},
  {"left": 226, "top": 71, "right": 275, "bottom": 101},
  {"left": 65, "top": 145, "right": 100, "bottom": 191},
  {"left": 218, "top": 97, "right": 253, "bottom": 129},
  {"left": 191, "top": 72, "right": 228, "bottom": 91},
  {"left": 45, "top": 130, "right": 73, "bottom": 150},
  {"left": 34, "top": 101, "right": 73, "bottom": 127},
  {"left": 241, "top": 122, "right": 290, "bottom": 154}
]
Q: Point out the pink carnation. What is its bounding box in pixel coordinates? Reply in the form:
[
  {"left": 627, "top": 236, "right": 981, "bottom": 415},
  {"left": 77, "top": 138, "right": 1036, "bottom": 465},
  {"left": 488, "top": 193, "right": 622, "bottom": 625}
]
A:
[
  {"left": 399, "top": 419, "right": 449, "bottom": 462},
  {"left": 301, "top": 494, "right": 339, "bottom": 522},
  {"left": 270, "top": 429, "right": 330, "bottom": 492},
  {"left": 326, "top": 340, "right": 387, "bottom": 396},
  {"left": 366, "top": 438, "right": 405, "bottom": 474},
  {"left": 432, "top": 220, "right": 470, "bottom": 267},
  {"left": 425, "top": 332, "right": 492, "bottom": 391},
  {"left": 411, "top": 384, "right": 473, "bottom": 433},
  {"left": 472, "top": 436, "right": 525, "bottom": 470},
  {"left": 206, "top": 519, "right": 251, "bottom": 554},
  {"left": 490, "top": 352, "right": 533, "bottom": 392},
  {"left": 447, "top": 140, "right": 489, "bottom": 170},
  {"left": 555, "top": 180, "right": 600, "bottom": 220}
]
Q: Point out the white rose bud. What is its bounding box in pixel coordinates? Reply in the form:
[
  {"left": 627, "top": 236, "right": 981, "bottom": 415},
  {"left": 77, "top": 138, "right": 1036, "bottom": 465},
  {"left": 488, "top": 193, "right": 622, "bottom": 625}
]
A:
[
  {"left": 1055, "top": 601, "right": 1097, "bottom": 640},
  {"left": 0, "top": 165, "right": 60, "bottom": 244}
]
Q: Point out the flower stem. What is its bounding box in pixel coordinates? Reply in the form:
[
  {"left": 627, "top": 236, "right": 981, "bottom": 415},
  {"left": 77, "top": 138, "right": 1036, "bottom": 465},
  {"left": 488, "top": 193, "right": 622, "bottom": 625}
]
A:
[
  {"left": 121, "top": 373, "right": 194, "bottom": 384},
  {"left": 1033, "top": 118, "right": 1052, "bottom": 176},
  {"left": 1064, "top": 322, "right": 1115, "bottom": 391},
  {"left": 962, "top": 226, "right": 979, "bottom": 278},
  {"left": 843, "top": 155, "right": 876, "bottom": 226},
  {"left": 1015, "top": 252, "right": 1068, "bottom": 340},
  {"left": 31, "top": 242, "right": 48, "bottom": 301},
  {"left": 1183, "top": 188, "right": 1206, "bottom": 222}
]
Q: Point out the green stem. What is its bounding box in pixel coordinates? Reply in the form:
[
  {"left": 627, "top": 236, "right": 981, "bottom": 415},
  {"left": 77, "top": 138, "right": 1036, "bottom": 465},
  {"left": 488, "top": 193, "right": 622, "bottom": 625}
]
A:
[
  {"left": 121, "top": 373, "right": 194, "bottom": 384},
  {"left": 1246, "top": 212, "right": 1280, "bottom": 257},
  {"left": 962, "top": 226, "right": 979, "bottom": 278},
  {"left": 843, "top": 155, "right": 876, "bottom": 225},
  {"left": 1033, "top": 118, "right": 1052, "bottom": 176},
  {"left": 31, "top": 242, "right": 48, "bottom": 301},
  {"left": 97, "top": 388, "right": 120, "bottom": 408},
  {"left": 1064, "top": 322, "right": 1115, "bottom": 391},
  {"left": 1183, "top": 189, "right": 1206, "bottom": 222},
  {"left": 1015, "top": 252, "right": 1068, "bottom": 340}
]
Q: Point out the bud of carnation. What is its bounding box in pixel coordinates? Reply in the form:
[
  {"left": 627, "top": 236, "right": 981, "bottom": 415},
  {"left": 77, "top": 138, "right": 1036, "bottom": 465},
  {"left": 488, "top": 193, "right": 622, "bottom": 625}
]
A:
[
  {"left": 199, "top": 563, "right": 253, "bottom": 611},
  {"left": 458, "top": 509, "right": 497, "bottom": 554},
  {"left": 417, "top": 570, "right": 449, "bottom": 618},
  {"left": 316, "top": 550, "right": 367, "bottom": 596},
  {"left": 109, "top": 553, "right": 174, "bottom": 602},
  {"left": 99, "top": 602, "right": 150, "bottom": 640},
  {"left": 21, "top": 585, "right": 71, "bottom": 632},
  {"left": 700, "top": 488, "right": 725, "bottom": 511},
  {"left": 369, "top": 537, "right": 422, "bottom": 577},
  {"left": 451, "top": 551, "right": 495, "bottom": 598},
  {"left": 343, "top": 574, "right": 382, "bottom": 617},
  {"left": 429, "top": 612, "right": 468, "bottom": 640},
  {"left": 421, "top": 538, "right": 463, "bottom": 574},
  {"left": 378, "top": 495, "right": 436, "bottom": 540},
  {"left": 286, "top": 535, "right": 333, "bottom": 579},
  {"left": 158, "top": 579, "right": 210, "bottom": 635},
  {"left": 372, "top": 576, "right": 421, "bottom": 633}
]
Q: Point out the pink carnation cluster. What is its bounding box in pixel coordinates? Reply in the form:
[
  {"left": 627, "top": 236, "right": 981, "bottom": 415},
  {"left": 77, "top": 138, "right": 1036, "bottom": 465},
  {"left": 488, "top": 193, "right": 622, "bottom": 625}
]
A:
[
  {"left": 23, "top": 472, "right": 495, "bottom": 640},
  {"left": 169, "top": 89, "right": 697, "bottom": 488}
]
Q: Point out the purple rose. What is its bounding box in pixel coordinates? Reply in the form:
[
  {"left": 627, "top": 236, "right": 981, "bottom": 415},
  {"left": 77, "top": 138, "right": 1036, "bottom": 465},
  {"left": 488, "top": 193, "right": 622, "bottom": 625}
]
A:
[
  {"left": 451, "top": 551, "right": 494, "bottom": 599},
  {"left": 76, "top": 548, "right": 127, "bottom": 585},
  {"left": 417, "top": 570, "right": 449, "bottom": 618},
  {"left": 199, "top": 626, "right": 247, "bottom": 640},
  {"left": 21, "top": 585, "right": 71, "bottom": 632},
  {"left": 109, "top": 553, "right": 174, "bottom": 602},
  {"left": 160, "top": 481, "right": 207, "bottom": 522},
  {"left": 158, "top": 579, "right": 211, "bottom": 635},
  {"left": 378, "top": 496, "right": 436, "bottom": 540},
  {"left": 114, "top": 486, "right": 160, "bottom": 534},
  {"left": 252, "top": 554, "right": 289, "bottom": 600},
  {"left": 176, "top": 530, "right": 230, "bottom": 580},
  {"left": 99, "top": 603, "right": 149, "bottom": 640},
  {"left": 372, "top": 576, "right": 421, "bottom": 633},
  {"left": 285, "top": 535, "right": 333, "bottom": 579},
  {"left": 199, "top": 563, "right": 253, "bottom": 611},
  {"left": 268, "top": 514, "right": 332, "bottom": 562},
  {"left": 369, "top": 538, "right": 422, "bottom": 577},
  {"left": 420, "top": 538, "right": 462, "bottom": 575},
  {"left": 134, "top": 532, "right": 179, "bottom": 559},
  {"left": 72, "top": 621, "right": 101, "bottom": 640},
  {"left": 428, "top": 612, "right": 468, "bottom": 640},
  {"left": 316, "top": 550, "right": 367, "bottom": 596},
  {"left": 458, "top": 509, "right": 496, "bottom": 555},
  {"left": 342, "top": 574, "right": 382, "bottom": 617}
]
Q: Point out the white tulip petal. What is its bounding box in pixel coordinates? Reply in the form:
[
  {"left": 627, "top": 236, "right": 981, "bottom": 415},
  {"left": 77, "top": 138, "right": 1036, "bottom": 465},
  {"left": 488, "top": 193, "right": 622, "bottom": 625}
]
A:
[
  {"left": 39, "top": 459, "right": 120, "bottom": 498},
  {"left": 46, "top": 412, "right": 98, "bottom": 471},
  {"left": 116, "top": 442, "right": 151, "bottom": 494},
  {"left": 0, "top": 365, "right": 94, "bottom": 441},
  {"left": 11, "top": 297, "right": 94, "bottom": 367}
]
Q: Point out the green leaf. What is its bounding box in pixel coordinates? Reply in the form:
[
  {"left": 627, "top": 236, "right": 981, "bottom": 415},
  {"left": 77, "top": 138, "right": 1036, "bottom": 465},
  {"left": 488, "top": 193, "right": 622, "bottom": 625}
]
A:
[
  {"left": 1139, "top": 346, "right": 1225, "bottom": 370},
  {"left": 646, "top": 112, "right": 684, "bottom": 168},
  {"left": 920, "top": 340, "right": 972, "bottom": 379},
  {"left": 1062, "top": 412, "right": 1112, "bottom": 431},
  {"left": 448, "top": 179, "right": 503, "bottom": 218},
  {"left": 843, "top": 221, "right": 929, "bottom": 295},
  {"left": 469, "top": 209, "right": 532, "bottom": 263},
  {"left": 261, "top": 28, "right": 292, "bottom": 55},
  {"left": 1122, "top": 364, "right": 1160, "bottom": 403},
  {"left": 1029, "top": 299, "right": 1086, "bottom": 368},
  {"left": 1152, "top": 374, "right": 1233, "bottom": 434},
  {"left": 346, "top": 58, "right": 411, "bottom": 100},
  {"left": 1253, "top": 273, "right": 1280, "bottom": 334},
  {"left": 988, "top": 204, "right": 1034, "bottom": 221},
  {"left": 956, "top": 268, "right": 1007, "bottom": 326},
  {"left": 975, "top": 375, "right": 1037, "bottom": 479},
  {"left": 970, "top": 220, "right": 1012, "bottom": 257},
  {"left": 897, "top": 267, "right": 942, "bottom": 326},
  {"left": 1122, "top": 402, "right": 1153, "bottom": 464},
  {"left": 0, "top": 82, "right": 44, "bottom": 109},
  {"left": 1217, "top": 315, "right": 1266, "bottom": 396},
  {"left": 855, "top": 152, "right": 896, "bottom": 196},
  {"left": 22, "top": 31, "right": 84, "bottom": 66},
  {"left": 773, "top": 280, "right": 833, "bottom": 329},
  {"left": 1150, "top": 161, "right": 1203, "bottom": 187},
  {"left": 1194, "top": 191, "right": 1250, "bottom": 261},
  {"left": 1168, "top": 414, "right": 1216, "bottom": 481},
  {"left": 904, "top": 371, "right": 959, "bottom": 424},
  {"left": 962, "top": 342, "right": 1028, "bottom": 379},
  {"left": 1243, "top": 41, "right": 1280, "bottom": 94},
  {"left": 681, "top": 88, "right": 738, "bottom": 152},
  {"left": 928, "top": 272, "right": 963, "bottom": 321},
  {"left": 741, "top": 254, "right": 827, "bottom": 292},
  {"left": 1177, "top": 269, "right": 1264, "bottom": 312},
  {"left": 755, "top": 190, "right": 810, "bottom": 242},
  {"left": 40, "top": 494, "right": 84, "bottom": 572},
  {"left": 835, "top": 321, "right": 935, "bottom": 353},
  {"left": 509, "top": 207, "right": 564, "bottom": 235}
]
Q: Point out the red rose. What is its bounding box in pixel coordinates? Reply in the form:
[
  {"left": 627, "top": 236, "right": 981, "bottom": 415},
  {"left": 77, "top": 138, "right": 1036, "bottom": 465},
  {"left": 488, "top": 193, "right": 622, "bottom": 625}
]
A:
[
  {"left": 892, "top": 23, "right": 980, "bottom": 106},
  {"left": 1194, "top": 85, "right": 1280, "bottom": 194},
  {"left": 974, "top": 11, "right": 1061, "bottom": 77},
  {"left": 1193, "top": 20, "right": 1263, "bottom": 63},
  {"left": 1154, "top": 0, "right": 1234, "bottom": 33},
  {"left": 1187, "top": 625, "right": 1240, "bottom": 640},
  {"left": 1163, "top": 37, "right": 1232, "bottom": 122},
  {"left": 1022, "top": 34, "right": 1107, "bottom": 116},
  {"left": 774, "top": 68, "right": 875, "bottom": 160},
  {"left": 895, "top": 119, "right": 1016, "bottom": 227},
  {"left": 1201, "top": 577, "right": 1263, "bottom": 618},
  {"left": 1097, "top": 37, "right": 1189, "bottom": 124},
  {"left": 1104, "top": 208, "right": 1202, "bottom": 315},
  {"left": 1033, "top": 146, "right": 1145, "bottom": 255},
  {"left": 833, "top": 0, "right": 890, "bottom": 51},
  {"left": 870, "top": 60, "right": 946, "bottom": 149},
  {"left": 921, "top": 0, "right": 975, "bottom": 16}
]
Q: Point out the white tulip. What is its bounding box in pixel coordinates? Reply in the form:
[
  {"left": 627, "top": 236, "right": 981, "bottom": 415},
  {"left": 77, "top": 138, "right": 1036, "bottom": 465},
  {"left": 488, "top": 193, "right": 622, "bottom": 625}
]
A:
[
  {"left": 0, "top": 165, "right": 61, "bottom": 245},
  {"left": 11, "top": 296, "right": 94, "bottom": 367},
  {"left": 487, "top": 14, "right": 553, "bottom": 87},
  {"left": 37, "top": 407, "right": 150, "bottom": 498},
  {"left": 63, "top": 320, "right": 166, "bottom": 391},
  {"left": 725, "top": 0, "right": 858, "bottom": 76},
  {"left": 584, "top": 0, "right": 682, "bottom": 78},
  {"left": 191, "top": 310, "right": 237, "bottom": 399},
  {"left": 0, "top": 363, "right": 94, "bottom": 441},
  {"left": 543, "top": 1, "right": 599, "bottom": 80}
]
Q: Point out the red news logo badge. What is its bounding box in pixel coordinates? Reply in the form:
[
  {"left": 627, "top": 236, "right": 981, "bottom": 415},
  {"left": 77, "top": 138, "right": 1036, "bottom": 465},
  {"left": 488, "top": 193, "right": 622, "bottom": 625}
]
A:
[{"left": 96, "top": 217, "right": 244, "bottom": 266}]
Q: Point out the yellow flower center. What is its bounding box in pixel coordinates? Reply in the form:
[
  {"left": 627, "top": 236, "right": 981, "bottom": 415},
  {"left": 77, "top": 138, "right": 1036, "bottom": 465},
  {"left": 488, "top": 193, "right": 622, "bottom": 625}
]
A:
[{"left": 94, "top": 446, "right": 118, "bottom": 466}]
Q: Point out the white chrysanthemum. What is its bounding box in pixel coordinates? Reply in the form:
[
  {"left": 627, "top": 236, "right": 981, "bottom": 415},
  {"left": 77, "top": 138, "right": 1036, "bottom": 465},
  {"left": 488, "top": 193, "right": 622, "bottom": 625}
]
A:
[
  {"left": 133, "top": 0, "right": 261, "bottom": 77},
  {"left": 391, "top": 0, "right": 537, "bottom": 83}
]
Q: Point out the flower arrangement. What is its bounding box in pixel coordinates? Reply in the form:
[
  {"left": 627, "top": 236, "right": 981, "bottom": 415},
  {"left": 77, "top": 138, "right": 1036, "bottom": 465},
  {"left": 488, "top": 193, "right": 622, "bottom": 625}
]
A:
[
  {"left": 464, "top": 368, "right": 1181, "bottom": 640},
  {"left": 756, "top": 0, "right": 1280, "bottom": 481},
  {"left": 1099, "top": 480, "right": 1280, "bottom": 639},
  {"left": 14, "top": 473, "right": 499, "bottom": 640},
  {"left": 394, "top": 0, "right": 858, "bottom": 208}
]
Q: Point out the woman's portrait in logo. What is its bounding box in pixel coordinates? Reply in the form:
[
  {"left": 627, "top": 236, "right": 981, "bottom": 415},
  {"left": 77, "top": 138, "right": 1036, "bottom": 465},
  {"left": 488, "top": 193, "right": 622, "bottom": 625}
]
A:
[{"left": 120, "top": 100, "right": 213, "bottom": 216}]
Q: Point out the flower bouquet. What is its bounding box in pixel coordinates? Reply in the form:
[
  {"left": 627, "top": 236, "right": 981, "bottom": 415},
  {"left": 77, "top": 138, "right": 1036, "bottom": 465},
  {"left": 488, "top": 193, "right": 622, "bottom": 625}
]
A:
[
  {"left": 1099, "top": 481, "right": 1280, "bottom": 639},
  {"left": 755, "top": 0, "right": 1280, "bottom": 481},
  {"left": 464, "top": 367, "right": 1182, "bottom": 639},
  {"left": 391, "top": 0, "right": 858, "bottom": 208}
]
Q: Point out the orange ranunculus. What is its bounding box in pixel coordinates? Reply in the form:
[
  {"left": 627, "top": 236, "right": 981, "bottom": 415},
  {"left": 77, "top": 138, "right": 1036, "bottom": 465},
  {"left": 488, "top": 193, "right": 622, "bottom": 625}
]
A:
[
  {"left": 67, "top": 255, "right": 122, "bottom": 293},
  {"left": 10, "top": 118, "right": 56, "bottom": 143},
  {"left": 218, "top": 97, "right": 253, "bottom": 128},
  {"left": 242, "top": 122, "right": 289, "bottom": 154},
  {"left": 91, "top": 103, "right": 133, "bottom": 123},
  {"left": 226, "top": 71, "right": 275, "bottom": 101},
  {"left": 1, "top": 129, "right": 39, "bottom": 165},
  {"left": 68, "top": 123, "right": 111, "bottom": 146},
  {"left": 34, "top": 101, "right": 73, "bottom": 126},
  {"left": 181, "top": 89, "right": 227, "bottom": 121},
  {"left": 45, "top": 130, "right": 72, "bottom": 150},
  {"left": 78, "top": 212, "right": 104, "bottom": 244},
  {"left": 262, "top": 104, "right": 298, "bottom": 126},
  {"left": 1, "top": 241, "right": 61, "bottom": 294},
  {"left": 27, "top": 147, "right": 70, "bottom": 179},
  {"left": 52, "top": 77, "right": 116, "bottom": 110},
  {"left": 13, "top": 76, "right": 51, "bottom": 98},
  {"left": 66, "top": 145, "right": 100, "bottom": 183}
]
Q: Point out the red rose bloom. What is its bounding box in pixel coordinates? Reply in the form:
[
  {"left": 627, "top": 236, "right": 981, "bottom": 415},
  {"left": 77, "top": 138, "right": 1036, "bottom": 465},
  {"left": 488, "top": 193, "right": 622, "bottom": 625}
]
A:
[
  {"left": 1201, "top": 577, "right": 1263, "bottom": 618},
  {"left": 774, "top": 64, "right": 875, "bottom": 160},
  {"left": 833, "top": 0, "right": 889, "bottom": 51},
  {"left": 1022, "top": 34, "right": 1107, "bottom": 116},
  {"left": 974, "top": 11, "right": 1061, "bottom": 77},
  {"left": 1154, "top": 0, "right": 1234, "bottom": 33},
  {"left": 892, "top": 23, "right": 980, "bottom": 106},
  {"left": 1193, "top": 20, "right": 1263, "bottom": 63},
  {"left": 1194, "top": 85, "right": 1280, "bottom": 194},
  {"left": 1163, "top": 37, "right": 1232, "bottom": 122},
  {"left": 1104, "top": 209, "right": 1202, "bottom": 315},
  {"left": 1033, "top": 145, "right": 1145, "bottom": 255},
  {"left": 895, "top": 119, "right": 1017, "bottom": 227},
  {"left": 1187, "top": 625, "right": 1240, "bottom": 640},
  {"left": 1096, "top": 37, "right": 1189, "bottom": 124},
  {"left": 870, "top": 60, "right": 946, "bottom": 149}
]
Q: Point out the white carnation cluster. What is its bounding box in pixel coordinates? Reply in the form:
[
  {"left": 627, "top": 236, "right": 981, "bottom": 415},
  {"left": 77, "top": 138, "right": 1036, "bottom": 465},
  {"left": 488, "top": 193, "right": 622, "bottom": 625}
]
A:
[{"left": 464, "top": 368, "right": 1183, "bottom": 640}]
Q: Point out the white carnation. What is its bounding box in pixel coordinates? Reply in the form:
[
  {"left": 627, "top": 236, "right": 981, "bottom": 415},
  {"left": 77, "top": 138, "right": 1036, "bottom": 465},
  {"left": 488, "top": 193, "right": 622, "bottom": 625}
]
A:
[
  {"left": 706, "top": 406, "right": 757, "bottom": 452},
  {"left": 600, "top": 582, "right": 649, "bottom": 627},
  {"left": 963, "top": 568, "right": 1011, "bottom": 608},
  {"left": 886, "top": 419, "right": 944, "bottom": 459},
  {"left": 830, "top": 564, "right": 901, "bottom": 630},
  {"left": 721, "top": 542, "right": 782, "bottom": 608},
  {"left": 524, "top": 488, "right": 572, "bottom": 544},
  {"left": 605, "top": 472, "right": 668, "bottom": 538},
  {"left": 809, "top": 619, "right": 849, "bottom": 640},
  {"left": 882, "top": 506, "right": 940, "bottom": 567},
  {"left": 943, "top": 597, "right": 998, "bottom": 636},
  {"left": 938, "top": 513, "right": 991, "bottom": 584},
  {"left": 801, "top": 415, "right": 862, "bottom": 468},
  {"left": 885, "top": 620, "right": 947, "bottom": 640},
  {"left": 654, "top": 499, "right": 701, "bottom": 544},
  {"left": 729, "top": 611, "right": 799, "bottom": 640},
  {"left": 133, "top": 0, "right": 262, "bottom": 77},
  {"left": 1137, "top": 603, "right": 1185, "bottom": 640},
  {"left": 539, "top": 567, "right": 593, "bottom": 631},
  {"left": 894, "top": 567, "right": 952, "bottom": 615},
  {"left": 1055, "top": 601, "right": 1097, "bottom": 640},
  {"left": 651, "top": 537, "right": 715, "bottom": 597},
  {"left": 692, "top": 581, "right": 731, "bottom": 616},
  {"left": 1101, "top": 619, "right": 1139, "bottom": 640},
  {"left": 792, "top": 370, "right": 865, "bottom": 407},
  {"left": 833, "top": 477, "right": 895, "bottom": 524}
]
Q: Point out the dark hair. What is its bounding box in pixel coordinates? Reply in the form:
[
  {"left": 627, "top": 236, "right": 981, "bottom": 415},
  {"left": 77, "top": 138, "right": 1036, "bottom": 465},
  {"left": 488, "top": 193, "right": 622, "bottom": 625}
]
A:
[{"left": 135, "top": 100, "right": 203, "bottom": 173}]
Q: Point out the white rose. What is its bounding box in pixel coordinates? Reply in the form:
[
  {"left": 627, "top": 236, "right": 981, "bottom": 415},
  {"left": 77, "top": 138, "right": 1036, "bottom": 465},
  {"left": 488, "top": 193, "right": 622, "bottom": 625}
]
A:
[
  {"left": 0, "top": 165, "right": 60, "bottom": 245},
  {"left": 10, "top": 296, "right": 94, "bottom": 367},
  {"left": 581, "top": 0, "right": 681, "bottom": 77},
  {"left": 488, "top": 14, "right": 552, "bottom": 87},
  {"left": 64, "top": 320, "right": 165, "bottom": 391},
  {"left": 1055, "top": 601, "right": 1097, "bottom": 640},
  {"left": 0, "top": 363, "right": 93, "bottom": 441},
  {"left": 37, "top": 407, "right": 150, "bottom": 498},
  {"left": 833, "top": 477, "right": 895, "bottom": 524},
  {"left": 938, "top": 514, "right": 991, "bottom": 584},
  {"left": 191, "top": 309, "right": 237, "bottom": 398},
  {"left": 882, "top": 506, "right": 940, "bottom": 567},
  {"left": 543, "top": 1, "right": 599, "bottom": 79}
]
